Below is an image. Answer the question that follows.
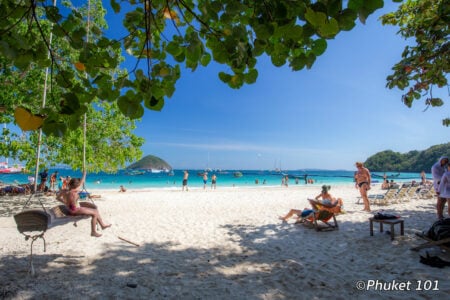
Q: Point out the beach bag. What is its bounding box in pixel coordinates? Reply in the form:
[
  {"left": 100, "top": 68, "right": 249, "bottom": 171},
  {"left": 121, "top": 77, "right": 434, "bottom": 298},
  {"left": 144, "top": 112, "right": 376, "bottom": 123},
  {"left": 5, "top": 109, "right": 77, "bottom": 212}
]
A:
[
  {"left": 426, "top": 218, "right": 450, "bottom": 242},
  {"left": 373, "top": 212, "right": 399, "bottom": 220}
]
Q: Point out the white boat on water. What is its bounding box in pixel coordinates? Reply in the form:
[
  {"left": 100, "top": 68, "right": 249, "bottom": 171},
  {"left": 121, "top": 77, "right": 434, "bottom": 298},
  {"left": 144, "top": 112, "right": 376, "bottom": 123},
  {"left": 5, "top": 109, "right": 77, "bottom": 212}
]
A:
[
  {"left": 150, "top": 168, "right": 170, "bottom": 174},
  {"left": 0, "top": 162, "right": 24, "bottom": 174}
]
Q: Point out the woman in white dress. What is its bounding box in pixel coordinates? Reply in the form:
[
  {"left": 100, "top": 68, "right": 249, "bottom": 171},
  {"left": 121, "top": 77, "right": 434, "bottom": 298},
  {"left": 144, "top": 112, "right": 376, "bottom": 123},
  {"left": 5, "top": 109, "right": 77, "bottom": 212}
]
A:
[{"left": 438, "top": 164, "right": 450, "bottom": 219}]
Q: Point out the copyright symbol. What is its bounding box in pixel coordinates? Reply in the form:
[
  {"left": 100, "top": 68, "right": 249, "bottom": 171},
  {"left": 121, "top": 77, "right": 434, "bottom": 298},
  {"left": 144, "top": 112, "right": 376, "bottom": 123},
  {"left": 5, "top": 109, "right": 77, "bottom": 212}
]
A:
[{"left": 355, "top": 280, "right": 366, "bottom": 290}]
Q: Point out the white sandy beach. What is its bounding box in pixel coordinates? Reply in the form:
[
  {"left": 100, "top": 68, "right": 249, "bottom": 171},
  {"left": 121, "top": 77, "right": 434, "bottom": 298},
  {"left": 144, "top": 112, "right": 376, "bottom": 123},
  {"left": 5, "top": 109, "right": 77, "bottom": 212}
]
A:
[{"left": 1, "top": 184, "right": 449, "bottom": 299}]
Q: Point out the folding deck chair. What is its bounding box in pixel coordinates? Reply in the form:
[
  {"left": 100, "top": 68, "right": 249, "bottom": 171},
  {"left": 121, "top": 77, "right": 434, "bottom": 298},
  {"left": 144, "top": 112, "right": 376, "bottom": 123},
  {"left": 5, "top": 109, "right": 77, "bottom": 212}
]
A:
[
  {"left": 411, "top": 232, "right": 450, "bottom": 252},
  {"left": 299, "top": 199, "right": 340, "bottom": 231}
]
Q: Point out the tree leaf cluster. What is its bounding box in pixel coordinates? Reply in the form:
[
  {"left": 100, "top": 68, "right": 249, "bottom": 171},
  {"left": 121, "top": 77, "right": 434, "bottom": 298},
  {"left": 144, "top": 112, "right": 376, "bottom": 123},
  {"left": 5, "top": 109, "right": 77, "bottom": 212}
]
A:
[
  {"left": 1, "top": 0, "right": 385, "bottom": 127},
  {"left": 0, "top": 0, "right": 144, "bottom": 173},
  {"left": 381, "top": 0, "right": 450, "bottom": 126},
  {"left": 364, "top": 142, "right": 450, "bottom": 172}
]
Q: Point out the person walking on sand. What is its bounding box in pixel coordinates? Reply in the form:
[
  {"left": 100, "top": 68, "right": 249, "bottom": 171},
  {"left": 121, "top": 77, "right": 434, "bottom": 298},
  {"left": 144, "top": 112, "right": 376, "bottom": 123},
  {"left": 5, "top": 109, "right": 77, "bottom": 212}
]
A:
[
  {"left": 354, "top": 162, "right": 371, "bottom": 212},
  {"left": 50, "top": 171, "right": 58, "bottom": 192},
  {"left": 420, "top": 170, "right": 427, "bottom": 185},
  {"left": 203, "top": 172, "right": 208, "bottom": 190},
  {"left": 432, "top": 156, "right": 449, "bottom": 219},
  {"left": 56, "top": 169, "right": 110, "bottom": 237},
  {"left": 182, "top": 170, "right": 189, "bottom": 191},
  {"left": 211, "top": 174, "right": 217, "bottom": 190}
]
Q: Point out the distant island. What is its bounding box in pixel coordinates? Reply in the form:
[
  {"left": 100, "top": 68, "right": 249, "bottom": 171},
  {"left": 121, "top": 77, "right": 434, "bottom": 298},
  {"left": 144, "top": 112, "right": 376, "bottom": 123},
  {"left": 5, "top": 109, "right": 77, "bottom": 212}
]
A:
[
  {"left": 127, "top": 155, "right": 172, "bottom": 171},
  {"left": 365, "top": 142, "right": 450, "bottom": 172}
]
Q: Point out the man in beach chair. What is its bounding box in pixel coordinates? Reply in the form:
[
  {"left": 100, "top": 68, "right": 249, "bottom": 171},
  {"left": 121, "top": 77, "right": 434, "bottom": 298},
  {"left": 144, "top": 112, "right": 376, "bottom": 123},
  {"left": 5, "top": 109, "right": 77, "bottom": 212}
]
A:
[
  {"left": 279, "top": 185, "right": 343, "bottom": 230},
  {"left": 302, "top": 198, "right": 340, "bottom": 231}
]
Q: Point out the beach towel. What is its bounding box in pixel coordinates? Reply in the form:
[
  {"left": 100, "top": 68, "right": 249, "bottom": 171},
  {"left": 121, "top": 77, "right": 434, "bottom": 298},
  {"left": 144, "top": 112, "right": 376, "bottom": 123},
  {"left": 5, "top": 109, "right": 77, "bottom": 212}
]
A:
[{"left": 373, "top": 212, "right": 400, "bottom": 220}]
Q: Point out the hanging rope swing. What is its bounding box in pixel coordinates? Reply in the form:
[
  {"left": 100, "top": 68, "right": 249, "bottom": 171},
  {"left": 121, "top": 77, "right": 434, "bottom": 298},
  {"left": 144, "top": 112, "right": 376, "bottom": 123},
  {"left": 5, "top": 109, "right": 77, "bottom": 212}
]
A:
[{"left": 13, "top": 0, "right": 94, "bottom": 276}]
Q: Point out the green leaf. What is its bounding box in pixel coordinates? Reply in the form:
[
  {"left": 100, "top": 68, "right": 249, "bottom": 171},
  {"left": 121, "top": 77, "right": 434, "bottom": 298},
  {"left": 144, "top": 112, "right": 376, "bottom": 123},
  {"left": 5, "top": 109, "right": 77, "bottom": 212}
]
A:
[
  {"left": 253, "top": 23, "right": 274, "bottom": 40},
  {"left": 290, "top": 54, "right": 307, "bottom": 71},
  {"left": 244, "top": 69, "right": 258, "bottom": 84},
  {"left": 286, "top": 25, "right": 303, "bottom": 40},
  {"left": 305, "top": 8, "right": 326, "bottom": 27},
  {"left": 42, "top": 120, "right": 66, "bottom": 137},
  {"left": 218, "top": 72, "right": 232, "bottom": 83},
  {"left": 200, "top": 52, "right": 211, "bottom": 66},
  {"left": 166, "top": 41, "right": 183, "bottom": 57},
  {"left": 145, "top": 96, "right": 164, "bottom": 111},
  {"left": 110, "top": 0, "right": 121, "bottom": 13},
  {"left": 348, "top": 0, "right": 364, "bottom": 11},
  {"left": 118, "top": 95, "right": 144, "bottom": 119},
  {"left": 429, "top": 98, "right": 444, "bottom": 107},
  {"left": 336, "top": 9, "right": 357, "bottom": 31},
  {"left": 14, "top": 52, "right": 33, "bottom": 69},
  {"left": 228, "top": 74, "right": 244, "bottom": 89},
  {"left": 312, "top": 39, "right": 327, "bottom": 56},
  {"left": 317, "top": 18, "right": 340, "bottom": 38},
  {"left": 60, "top": 93, "right": 81, "bottom": 115},
  {"left": 45, "top": 6, "right": 62, "bottom": 23},
  {"left": 253, "top": 39, "right": 267, "bottom": 56}
]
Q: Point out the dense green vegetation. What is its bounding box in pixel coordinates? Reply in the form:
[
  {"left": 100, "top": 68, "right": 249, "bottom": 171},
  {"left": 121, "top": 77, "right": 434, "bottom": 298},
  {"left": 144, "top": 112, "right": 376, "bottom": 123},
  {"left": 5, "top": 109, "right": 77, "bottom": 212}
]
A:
[
  {"left": 365, "top": 143, "right": 450, "bottom": 172},
  {"left": 381, "top": 0, "right": 450, "bottom": 126},
  {"left": 127, "top": 155, "right": 172, "bottom": 170}
]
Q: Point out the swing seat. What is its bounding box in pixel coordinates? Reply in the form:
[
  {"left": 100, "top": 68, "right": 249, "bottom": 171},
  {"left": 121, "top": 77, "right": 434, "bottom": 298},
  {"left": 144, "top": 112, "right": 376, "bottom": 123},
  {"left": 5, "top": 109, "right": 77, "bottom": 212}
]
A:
[
  {"left": 48, "top": 201, "right": 97, "bottom": 226},
  {"left": 14, "top": 209, "right": 50, "bottom": 234}
]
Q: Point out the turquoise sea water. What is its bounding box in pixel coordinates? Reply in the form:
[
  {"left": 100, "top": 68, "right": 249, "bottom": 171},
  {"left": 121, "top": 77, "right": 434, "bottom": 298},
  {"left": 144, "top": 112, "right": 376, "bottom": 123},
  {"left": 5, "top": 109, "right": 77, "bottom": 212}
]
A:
[{"left": 0, "top": 169, "right": 428, "bottom": 190}]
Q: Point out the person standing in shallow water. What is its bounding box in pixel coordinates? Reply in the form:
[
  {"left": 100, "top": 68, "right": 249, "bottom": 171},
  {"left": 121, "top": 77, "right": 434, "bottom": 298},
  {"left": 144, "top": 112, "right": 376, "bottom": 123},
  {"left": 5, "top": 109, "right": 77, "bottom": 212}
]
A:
[
  {"left": 182, "top": 170, "right": 189, "bottom": 191},
  {"left": 203, "top": 172, "right": 208, "bottom": 189},
  {"left": 211, "top": 174, "right": 217, "bottom": 190},
  {"left": 354, "top": 162, "right": 371, "bottom": 212}
]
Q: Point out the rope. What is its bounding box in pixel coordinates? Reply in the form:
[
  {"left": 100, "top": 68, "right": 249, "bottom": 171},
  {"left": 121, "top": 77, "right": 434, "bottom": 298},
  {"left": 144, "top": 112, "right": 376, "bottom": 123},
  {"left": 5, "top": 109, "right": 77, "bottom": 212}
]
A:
[{"left": 23, "top": 232, "right": 46, "bottom": 276}]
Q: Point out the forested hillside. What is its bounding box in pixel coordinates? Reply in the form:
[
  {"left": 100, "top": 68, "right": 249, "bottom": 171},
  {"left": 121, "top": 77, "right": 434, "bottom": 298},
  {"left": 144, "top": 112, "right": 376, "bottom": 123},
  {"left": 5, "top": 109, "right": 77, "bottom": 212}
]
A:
[{"left": 365, "top": 143, "right": 450, "bottom": 172}]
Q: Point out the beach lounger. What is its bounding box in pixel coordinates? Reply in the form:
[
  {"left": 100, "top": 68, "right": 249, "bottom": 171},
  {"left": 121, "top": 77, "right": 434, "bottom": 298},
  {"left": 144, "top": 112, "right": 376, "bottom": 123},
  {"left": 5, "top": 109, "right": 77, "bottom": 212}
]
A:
[
  {"left": 406, "top": 186, "right": 421, "bottom": 201},
  {"left": 418, "top": 187, "right": 436, "bottom": 199},
  {"left": 357, "top": 188, "right": 398, "bottom": 206}
]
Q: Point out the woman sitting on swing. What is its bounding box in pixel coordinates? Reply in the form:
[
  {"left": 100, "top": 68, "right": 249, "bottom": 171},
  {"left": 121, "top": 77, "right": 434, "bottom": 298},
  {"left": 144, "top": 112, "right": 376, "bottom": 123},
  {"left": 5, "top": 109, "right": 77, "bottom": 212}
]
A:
[{"left": 56, "top": 169, "right": 111, "bottom": 237}]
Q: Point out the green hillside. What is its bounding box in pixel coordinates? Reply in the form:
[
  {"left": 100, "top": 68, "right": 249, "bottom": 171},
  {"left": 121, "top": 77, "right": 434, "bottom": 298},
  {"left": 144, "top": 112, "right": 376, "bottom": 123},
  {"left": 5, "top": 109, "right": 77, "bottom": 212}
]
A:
[
  {"left": 365, "top": 143, "right": 450, "bottom": 172},
  {"left": 127, "top": 155, "right": 172, "bottom": 170}
]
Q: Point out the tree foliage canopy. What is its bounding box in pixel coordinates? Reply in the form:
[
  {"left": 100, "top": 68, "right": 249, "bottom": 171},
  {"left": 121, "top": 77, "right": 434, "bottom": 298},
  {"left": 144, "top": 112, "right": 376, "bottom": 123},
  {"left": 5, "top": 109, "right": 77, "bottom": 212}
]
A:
[
  {"left": 365, "top": 142, "right": 450, "bottom": 172},
  {"left": 0, "top": 0, "right": 144, "bottom": 172},
  {"left": 1, "top": 0, "right": 391, "bottom": 135},
  {"left": 381, "top": 0, "right": 450, "bottom": 126}
]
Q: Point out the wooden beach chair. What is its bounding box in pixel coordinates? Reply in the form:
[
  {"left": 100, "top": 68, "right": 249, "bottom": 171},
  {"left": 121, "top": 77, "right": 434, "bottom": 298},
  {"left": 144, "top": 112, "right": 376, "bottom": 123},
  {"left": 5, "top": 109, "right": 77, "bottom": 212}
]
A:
[
  {"left": 301, "top": 199, "right": 340, "bottom": 231},
  {"left": 411, "top": 232, "right": 450, "bottom": 252}
]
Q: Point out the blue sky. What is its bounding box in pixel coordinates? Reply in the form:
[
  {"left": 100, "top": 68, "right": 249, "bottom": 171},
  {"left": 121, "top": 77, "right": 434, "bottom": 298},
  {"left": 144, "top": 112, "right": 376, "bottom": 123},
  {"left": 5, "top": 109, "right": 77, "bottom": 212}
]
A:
[
  {"left": 116, "top": 2, "right": 449, "bottom": 171},
  {"left": 4, "top": 2, "right": 447, "bottom": 172},
  {"left": 112, "top": 2, "right": 446, "bottom": 171}
]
